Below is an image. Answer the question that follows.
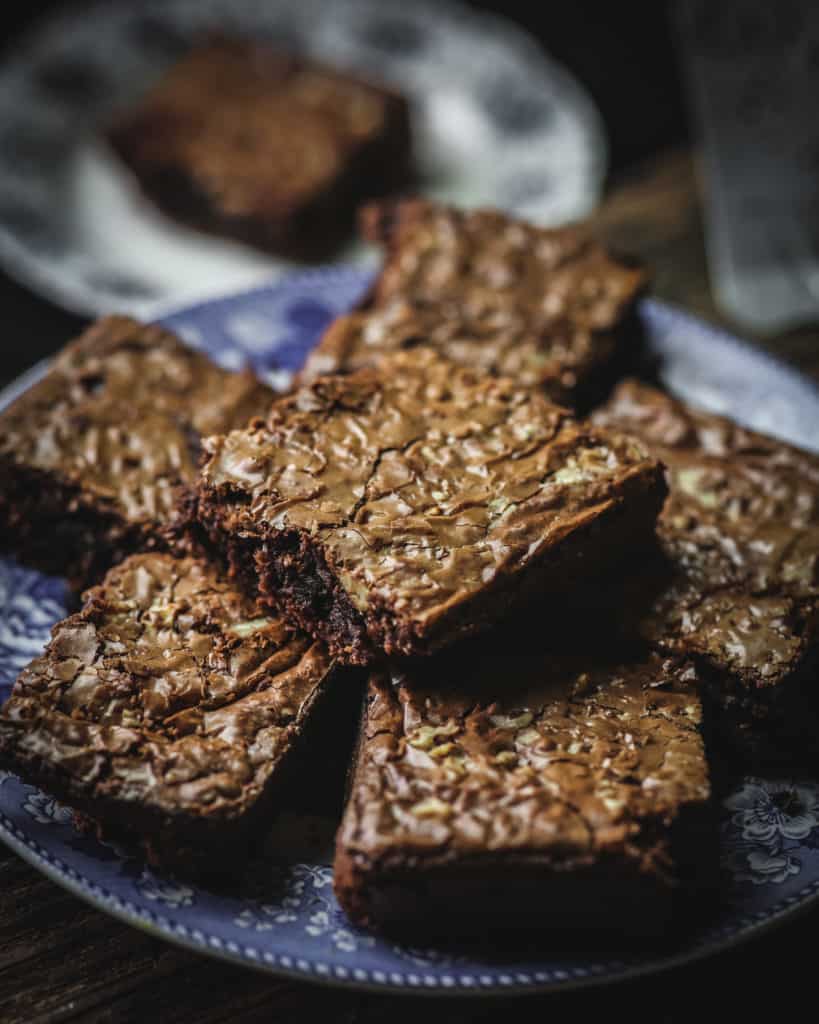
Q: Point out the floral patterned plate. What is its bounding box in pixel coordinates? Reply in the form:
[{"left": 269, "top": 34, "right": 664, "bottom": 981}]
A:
[{"left": 2, "top": 267, "right": 819, "bottom": 995}]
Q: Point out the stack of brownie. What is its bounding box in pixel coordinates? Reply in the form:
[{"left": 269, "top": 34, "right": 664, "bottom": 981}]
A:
[{"left": 2, "top": 198, "right": 817, "bottom": 942}]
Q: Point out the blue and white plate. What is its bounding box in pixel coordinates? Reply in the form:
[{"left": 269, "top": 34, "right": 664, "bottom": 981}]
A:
[{"left": 2, "top": 268, "right": 819, "bottom": 996}]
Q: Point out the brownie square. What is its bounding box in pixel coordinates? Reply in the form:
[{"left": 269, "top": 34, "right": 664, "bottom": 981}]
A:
[
  {"left": 334, "top": 641, "right": 713, "bottom": 938},
  {"left": 0, "top": 315, "right": 272, "bottom": 589},
  {"left": 300, "top": 199, "right": 647, "bottom": 407},
  {"left": 592, "top": 379, "right": 819, "bottom": 761},
  {"left": 195, "top": 347, "right": 666, "bottom": 664},
  {"left": 107, "top": 39, "right": 412, "bottom": 259},
  {"left": 0, "top": 552, "right": 343, "bottom": 873}
]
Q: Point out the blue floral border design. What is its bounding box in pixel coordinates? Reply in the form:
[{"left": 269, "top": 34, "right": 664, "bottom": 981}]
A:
[{"left": 2, "top": 267, "right": 819, "bottom": 994}]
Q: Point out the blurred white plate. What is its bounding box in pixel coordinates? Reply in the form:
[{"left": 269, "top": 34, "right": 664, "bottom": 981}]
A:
[{"left": 0, "top": 0, "right": 606, "bottom": 317}]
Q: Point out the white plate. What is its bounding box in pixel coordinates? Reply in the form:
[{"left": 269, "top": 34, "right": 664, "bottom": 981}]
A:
[{"left": 0, "top": 0, "right": 606, "bottom": 316}]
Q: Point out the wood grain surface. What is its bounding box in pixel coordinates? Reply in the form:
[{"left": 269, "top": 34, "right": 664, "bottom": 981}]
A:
[{"left": 1, "top": 148, "right": 818, "bottom": 1024}]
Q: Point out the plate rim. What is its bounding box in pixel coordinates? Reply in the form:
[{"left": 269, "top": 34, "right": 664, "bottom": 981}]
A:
[
  {"left": 4, "top": 797, "right": 819, "bottom": 998},
  {"left": 2, "top": 271, "right": 819, "bottom": 995}
]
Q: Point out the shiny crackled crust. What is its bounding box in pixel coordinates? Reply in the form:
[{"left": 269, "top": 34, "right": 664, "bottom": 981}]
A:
[
  {"left": 0, "top": 553, "right": 338, "bottom": 872},
  {"left": 0, "top": 315, "right": 272, "bottom": 588},
  {"left": 195, "top": 348, "right": 666, "bottom": 664},
  {"left": 334, "top": 647, "right": 711, "bottom": 935},
  {"left": 593, "top": 380, "right": 819, "bottom": 692},
  {"left": 300, "top": 199, "right": 647, "bottom": 406},
  {"left": 107, "top": 40, "right": 411, "bottom": 258}
]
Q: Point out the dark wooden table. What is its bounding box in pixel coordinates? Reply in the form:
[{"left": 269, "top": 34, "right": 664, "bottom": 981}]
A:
[{"left": 1, "top": 148, "right": 818, "bottom": 1024}]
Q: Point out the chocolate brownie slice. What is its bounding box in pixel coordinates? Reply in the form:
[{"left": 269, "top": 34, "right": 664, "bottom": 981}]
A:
[
  {"left": 592, "top": 379, "right": 819, "bottom": 760},
  {"left": 195, "top": 347, "right": 666, "bottom": 664},
  {"left": 107, "top": 39, "right": 412, "bottom": 258},
  {"left": 0, "top": 552, "right": 343, "bottom": 873},
  {"left": 334, "top": 641, "right": 713, "bottom": 938},
  {"left": 0, "top": 315, "right": 272, "bottom": 589},
  {"left": 300, "top": 199, "right": 647, "bottom": 407}
]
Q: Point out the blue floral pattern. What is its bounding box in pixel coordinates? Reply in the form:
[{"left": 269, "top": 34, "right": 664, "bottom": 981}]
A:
[
  {"left": 2, "top": 269, "right": 819, "bottom": 993},
  {"left": 161, "top": 269, "right": 371, "bottom": 395},
  {"left": 721, "top": 780, "right": 819, "bottom": 886},
  {"left": 21, "top": 791, "right": 72, "bottom": 826},
  {"left": 0, "top": 560, "right": 68, "bottom": 696},
  {"left": 136, "top": 869, "right": 196, "bottom": 909},
  {"left": 234, "top": 906, "right": 298, "bottom": 930}
]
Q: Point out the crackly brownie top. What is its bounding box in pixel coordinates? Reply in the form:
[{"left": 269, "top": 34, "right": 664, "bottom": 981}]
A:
[
  {"left": 0, "top": 553, "right": 334, "bottom": 822},
  {"left": 200, "top": 348, "right": 663, "bottom": 631},
  {"left": 594, "top": 380, "right": 819, "bottom": 685},
  {"left": 108, "top": 40, "right": 404, "bottom": 217},
  {"left": 300, "top": 199, "right": 647, "bottom": 400},
  {"left": 595, "top": 379, "right": 819, "bottom": 594},
  {"left": 338, "top": 648, "right": 708, "bottom": 870},
  {"left": 0, "top": 315, "right": 271, "bottom": 526}
]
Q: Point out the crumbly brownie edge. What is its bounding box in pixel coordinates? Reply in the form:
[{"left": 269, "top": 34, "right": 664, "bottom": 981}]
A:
[
  {"left": 672, "top": 595, "right": 819, "bottom": 694},
  {"left": 698, "top": 644, "right": 819, "bottom": 770},
  {"left": 0, "top": 456, "right": 158, "bottom": 591},
  {"left": 195, "top": 461, "right": 666, "bottom": 665},
  {"left": 193, "top": 486, "right": 375, "bottom": 664}
]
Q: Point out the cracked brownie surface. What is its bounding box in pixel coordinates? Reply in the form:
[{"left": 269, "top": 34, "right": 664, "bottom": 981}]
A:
[
  {"left": 195, "top": 348, "right": 666, "bottom": 663},
  {"left": 300, "top": 199, "right": 647, "bottom": 406},
  {"left": 0, "top": 552, "right": 339, "bottom": 871},
  {"left": 334, "top": 642, "right": 711, "bottom": 935},
  {"left": 0, "top": 315, "right": 272, "bottom": 588},
  {"left": 592, "top": 380, "right": 819, "bottom": 757},
  {"left": 107, "top": 39, "right": 411, "bottom": 258}
]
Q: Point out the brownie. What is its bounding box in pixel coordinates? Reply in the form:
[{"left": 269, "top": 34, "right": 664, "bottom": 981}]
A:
[
  {"left": 0, "top": 552, "right": 343, "bottom": 873},
  {"left": 0, "top": 315, "right": 272, "bottom": 589},
  {"left": 107, "top": 39, "right": 412, "bottom": 259},
  {"left": 300, "top": 199, "right": 647, "bottom": 407},
  {"left": 334, "top": 641, "right": 713, "bottom": 938},
  {"left": 194, "top": 348, "right": 666, "bottom": 665},
  {"left": 592, "top": 380, "right": 819, "bottom": 760}
]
